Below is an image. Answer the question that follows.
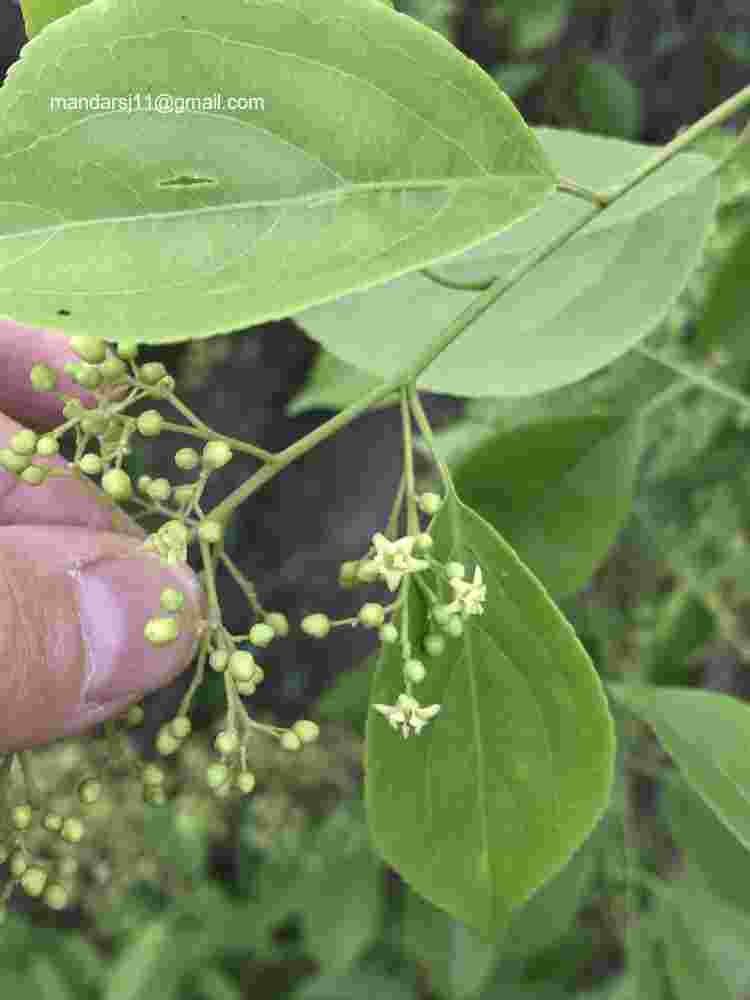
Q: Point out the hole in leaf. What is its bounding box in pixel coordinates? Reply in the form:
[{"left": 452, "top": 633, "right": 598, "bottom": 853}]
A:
[
  {"left": 56, "top": 308, "right": 71, "bottom": 316},
  {"left": 158, "top": 175, "right": 217, "bottom": 189}
]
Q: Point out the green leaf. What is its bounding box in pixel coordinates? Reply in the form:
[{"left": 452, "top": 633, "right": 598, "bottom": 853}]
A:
[
  {"left": 365, "top": 492, "right": 615, "bottom": 935},
  {"left": 451, "top": 415, "right": 644, "bottom": 597},
  {"left": 507, "top": 0, "right": 568, "bottom": 52},
  {"left": 297, "top": 128, "right": 717, "bottom": 398},
  {"left": 644, "top": 589, "right": 714, "bottom": 685},
  {"left": 19, "top": 0, "right": 89, "bottom": 38},
  {"left": 0, "top": 0, "right": 555, "bottom": 342},
  {"left": 287, "top": 351, "right": 392, "bottom": 417},
  {"left": 401, "top": 890, "right": 498, "bottom": 998},
  {"left": 492, "top": 63, "right": 544, "bottom": 100},
  {"left": 295, "top": 971, "right": 415, "bottom": 1000},
  {"left": 698, "top": 224, "right": 750, "bottom": 357},
  {"left": 608, "top": 684, "right": 750, "bottom": 851},
  {"left": 105, "top": 920, "right": 181, "bottom": 1000},
  {"left": 690, "top": 129, "right": 750, "bottom": 208},
  {"left": 314, "top": 658, "right": 374, "bottom": 734},
  {"left": 192, "top": 969, "right": 243, "bottom": 1000},
  {"left": 574, "top": 60, "right": 643, "bottom": 139},
  {"left": 29, "top": 959, "right": 76, "bottom": 1000},
  {"left": 662, "top": 779, "right": 750, "bottom": 916}
]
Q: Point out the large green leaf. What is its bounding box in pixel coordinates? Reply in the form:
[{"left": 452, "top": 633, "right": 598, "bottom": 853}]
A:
[
  {"left": 0, "top": 0, "right": 555, "bottom": 342},
  {"left": 698, "top": 224, "right": 750, "bottom": 356},
  {"left": 608, "top": 684, "right": 750, "bottom": 851},
  {"left": 365, "top": 492, "right": 615, "bottom": 935},
  {"left": 287, "top": 350, "right": 391, "bottom": 417},
  {"left": 19, "top": 0, "right": 89, "bottom": 38},
  {"left": 574, "top": 60, "right": 642, "bottom": 139},
  {"left": 451, "top": 415, "right": 644, "bottom": 597},
  {"left": 297, "top": 128, "right": 717, "bottom": 397}
]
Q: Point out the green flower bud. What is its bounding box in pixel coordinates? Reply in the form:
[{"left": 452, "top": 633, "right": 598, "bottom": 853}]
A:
[
  {"left": 9, "top": 850, "right": 28, "bottom": 878},
  {"left": 144, "top": 616, "right": 179, "bottom": 645},
  {"left": 43, "top": 813, "right": 63, "bottom": 832},
  {"left": 413, "top": 532, "right": 433, "bottom": 553},
  {"left": 235, "top": 680, "right": 257, "bottom": 696},
  {"left": 78, "top": 453, "right": 103, "bottom": 476},
  {"left": 209, "top": 649, "right": 229, "bottom": 672},
  {"left": 338, "top": 560, "right": 359, "bottom": 588},
  {"left": 137, "top": 410, "right": 164, "bottom": 437},
  {"left": 44, "top": 883, "right": 70, "bottom": 911},
  {"left": 264, "top": 612, "right": 289, "bottom": 637},
  {"left": 432, "top": 604, "right": 454, "bottom": 627},
  {"left": 36, "top": 435, "right": 60, "bottom": 457},
  {"left": 30, "top": 363, "right": 58, "bottom": 392},
  {"left": 0, "top": 448, "right": 30, "bottom": 475},
  {"left": 202, "top": 440, "right": 233, "bottom": 470},
  {"left": 77, "top": 778, "right": 102, "bottom": 805},
  {"left": 174, "top": 447, "right": 200, "bottom": 470},
  {"left": 198, "top": 519, "right": 224, "bottom": 544},
  {"left": 137, "top": 475, "right": 153, "bottom": 494},
  {"left": 405, "top": 658, "right": 426, "bottom": 684},
  {"left": 445, "top": 562, "right": 465, "bottom": 580},
  {"left": 423, "top": 633, "right": 446, "bottom": 658},
  {"left": 446, "top": 616, "right": 464, "bottom": 638},
  {"left": 142, "top": 764, "right": 165, "bottom": 786},
  {"left": 80, "top": 412, "right": 109, "bottom": 435},
  {"left": 292, "top": 719, "right": 320, "bottom": 744},
  {"left": 156, "top": 727, "right": 181, "bottom": 756},
  {"left": 12, "top": 803, "right": 33, "bottom": 831},
  {"left": 61, "top": 817, "right": 85, "bottom": 843},
  {"left": 10, "top": 429, "right": 38, "bottom": 455},
  {"left": 125, "top": 704, "right": 144, "bottom": 727},
  {"left": 214, "top": 730, "right": 239, "bottom": 755},
  {"left": 21, "top": 464, "right": 49, "bottom": 487},
  {"left": 249, "top": 623, "right": 275, "bottom": 647},
  {"left": 358, "top": 603, "right": 385, "bottom": 628},
  {"left": 62, "top": 399, "right": 84, "bottom": 420},
  {"left": 116, "top": 341, "right": 139, "bottom": 361},
  {"left": 147, "top": 477, "right": 171, "bottom": 502},
  {"left": 70, "top": 336, "right": 106, "bottom": 364},
  {"left": 99, "top": 357, "right": 128, "bottom": 383},
  {"left": 20, "top": 866, "right": 48, "bottom": 897},
  {"left": 252, "top": 665, "right": 265, "bottom": 684},
  {"left": 229, "top": 650, "right": 256, "bottom": 682},
  {"left": 101, "top": 468, "right": 133, "bottom": 501},
  {"left": 378, "top": 623, "right": 399, "bottom": 644},
  {"left": 417, "top": 492, "right": 442, "bottom": 516},
  {"left": 356, "top": 560, "right": 380, "bottom": 583},
  {"left": 138, "top": 362, "right": 167, "bottom": 385},
  {"left": 280, "top": 730, "right": 302, "bottom": 751},
  {"left": 206, "top": 762, "right": 229, "bottom": 789},
  {"left": 172, "top": 484, "right": 195, "bottom": 506},
  {"left": 236, "top": 772, "right": 256, "bottom": 795},
  {"left": 170, "top": 716, "right": 192, "bottom": 740},
  {"left": 301, "top": 613, "right": 331, "bottom": 639},
  {"left": 56, "top": 857, "right": 78, "bottom": 880},
  {"left": 160, "top": 587, "right": 185, "bottom": 612},
  {"left": 143, "top": 785, "right": 167, "bottom": 806},
  {"left": 75, "top": 365, "right": 103, "bottom": 390}
]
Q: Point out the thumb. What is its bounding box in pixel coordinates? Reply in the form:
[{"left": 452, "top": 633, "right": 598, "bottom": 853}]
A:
[{"left": 0, "top": 524, "right": 205, "bottom": 751}]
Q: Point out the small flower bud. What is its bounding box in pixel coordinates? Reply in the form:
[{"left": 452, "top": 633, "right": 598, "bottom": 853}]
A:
[
  {"left": 432, "top": 604, "right": 454, "bottom": 627},
  {"left": 147, "top": 477, "right": 171, "bottom": 502},
  {"left": 77, "top": 778, "right": 102, "bottom": 806},
  {"left": 445, "top": 562, "right": 465, "bottom": 580},
  {"left": 214, "top": 730, "right": 239, "bottom": 755},
  {"left": 75, "top": 365, "right": 103, "bottom": 390},
  {"left": 125, "top": 704, "right": 144, "bottom": 728},
  {"left": 30, "top": 363, "right": 58, "bottom": 392},
  {"left": 138, "top": 362, "right": 167, "bottom": 385},
  {"left": 174, "top": 447, "right": 200, "bottom": 470},
  {"left": 156, "top": 727, "right": 181, "bottom": 756},
  {"left": 249, "top": 623, "right": 275, "bottom": 647},
  {"left": 144, "top": 617, "right": 179, "bottom": 646},
  {"left": 61, "top": 817, "right": 85, "bottom": 843},
  {"left": 417, "top": 492, "right": 442, "bottom": 516},
  {"left": 137, "top": 474, "right": 153, "bottom": 494},
  {"left": 202, "top": 440, "right": 233, "bottom": 470},
  {"left": 137, "top": 410, "right": 164, "bottom": 437},
  {"left": 405, "top": 659, "right": 426, "bottom": 683},
  {"left": 10, "top": 429, "right": 38, "bottom": 455},
  {"left": 143, "top": 785, "right": 167, "bottom": 806},
  {"left": 292, "top": 720, "right": 320, "bottom": 744},
  {"left": 99, "top": 357, "right": 128, "bottom": 383},
  {"left": 229, "top": 650, "right": 256, "bottom": 682},
  {"left": 101, "top": 468, "right": 133, "bottom": 501},
  {"left": 170, "top": 716, "right": 192, "bottom": 740},
  {"left": 9, "top": 850, "right": 28, "bottom": 878},
  {"left": 236, "top": 772, "right": 256, "bottom": 795},
  {"left": 358, "top": 603, "right": 385, "bottom": 628},
  {"left": 379, "top": 623, "right": 399, "bottom": 644},
  {"left": 446, "top": 616, "right": 464, "bottom": 638},
  {"left": 70, "top": 335, "right": 107, "bottom": 364},
  {"left": 116, "top": 341, "right": 139, "bottom": 361},
  {"left": 413, "top": 532, "right": 433, "bottom": 553},
  {"left": 12, "top": 804, "right": 33, "bottom": 831},
  {"left": 301, "top": 613, "right": 331, "bottom": 639},
  {"left": 206, "top": 762, "right": 229, "bottom": 789},
  {"left": 43, "top": 813, "right": 63, "bottom": 832},
  {"left": 21, "top": 464, "right": 49, "bottom": 487},
  {"left": 142, "top": 764, "right": 165, "bottom": 786},
  {"left": 36, "top": 435, "right": 60, "bottom": 457},
  {"left": 198, "top": 519, "right": 224, "bottom": 544},
  {"left": 160, "top": 587, "right": 185, "bottom": 613},
  {"left": 62, "top": 399, "right": 84, "bottom": 420},
  {"left": 280, "top": 730, "right": 302, "bottom": 751},
  {"left": 78, "top": 453, "right": 103, "bottom": 476},
  {"left": 80, "top": 412, "right": 109, "bottom": 434},
  {"left": 21, "top": 866, "right": 48, "bottom": 898},
  {"left": 0, "top": 448, "right": 30, "bottom": 475},
  {"left": 356, "top": 560, "right": 380, "bottom": 583},
  {"left": 264, "top": 612, "right": 289, "bottom": 637},
  {"left": 44, "top": 884, "right": 70, "bottom": 910},
  {"left": 338, "top": 560, "right": 359, "bottom": 588},
  {"left": 423, "top": 633, "right": 446, "bottom": 657},
  {"left": 235, "top": 681, "right": 257, "bottom": 696},
  {"left": 172, "top": 484, "right": 195, "bottom": 506},
  {"left": 209, "top": 649, "right": 229, "bottom": 672}
]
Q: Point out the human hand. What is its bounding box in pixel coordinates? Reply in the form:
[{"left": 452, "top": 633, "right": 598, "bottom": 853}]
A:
[{"left": 0, "top": 320, "right": 205, "bottom": 751}]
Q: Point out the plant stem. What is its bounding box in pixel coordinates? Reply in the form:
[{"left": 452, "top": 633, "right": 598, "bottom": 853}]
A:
[
  {"left": 408, "top": 388, "right": 454, "bottom": 494},
  {"left": 400, "top": 388, "right": 419, "bottom": 537},
  {"left": 158, "top": 419, "right": 275, "bottom": 462},
  {"left": 635, "top": 343, "right": 750, "bottom": 411},
  {"left": 556, "top": 177, "right": 609, "bottom": 205}
]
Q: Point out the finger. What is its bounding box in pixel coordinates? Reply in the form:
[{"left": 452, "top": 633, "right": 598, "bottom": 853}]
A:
[
  {"left": 0, "top": 412, "right": 145, "bottom": 539},
  {"left": 0, "top": 524, "right": 206, "bottom": 751},
  {"left": 0, "top": 319, "right": 100, "bottom": 428}
]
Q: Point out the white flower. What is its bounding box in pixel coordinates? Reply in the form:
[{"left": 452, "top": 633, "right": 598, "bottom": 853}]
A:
[
  {"left": 373, "top": 693, "right": 441, "bottom": 739},
  {"left": 445, "top": 565, "right": 486, "bottom": 617},
  {"left": 368, "top": 533, "right": 430, "bottom": 592}
]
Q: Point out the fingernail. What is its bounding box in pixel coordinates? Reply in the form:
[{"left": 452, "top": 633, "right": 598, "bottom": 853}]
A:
[{"left": 73, "top": 555, "right": 204, "bottom": 708}]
